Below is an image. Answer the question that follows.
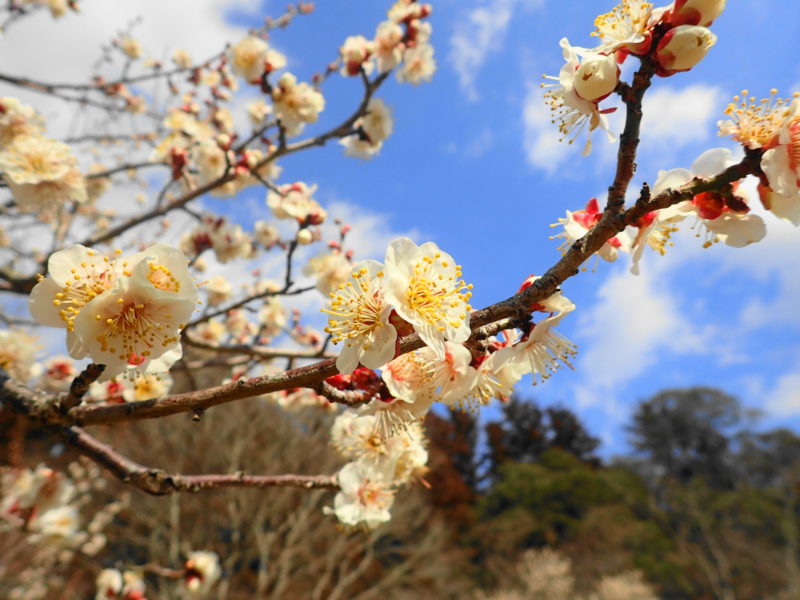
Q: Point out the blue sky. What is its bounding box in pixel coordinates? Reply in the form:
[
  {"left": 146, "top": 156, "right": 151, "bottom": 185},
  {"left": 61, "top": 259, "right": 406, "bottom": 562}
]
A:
[{"left": 2, "top": 0, "right": 799, "bottom": 456}]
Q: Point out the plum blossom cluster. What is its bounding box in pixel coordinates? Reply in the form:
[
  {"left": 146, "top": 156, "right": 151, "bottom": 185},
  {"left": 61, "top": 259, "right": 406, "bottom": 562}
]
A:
[
  {"left": 326, "top": 409, "right": 428, "bottom": 528},
  {"left": 543, "top": 0, "right": 725, "bottom": 154},
  {"left": 0, "top": 328, "right": 41, "bottom": 383},
  {"left": 323, "top": 237, "right": 474, "bottom": 374},
  {"left": 28, "top": 243, "right": 197, "bottom": 380},
  {"left": 179, "top": 215, "right": 255, "bottom": 263},
  {"left": 95, "top": 569, "right": 146, "bottom": 600},
  {"left": 319, "top": 241, "right": 577, "bottom": 528},
  {"left": 183, "top": 551, "right": 223, "bottom": 597},
  {"left": 94, "top": 550, "right": 221, "bottom": 599},
  {"left": 1, "top": 462, "right": 125, "bottom": 558},
  {"left": 720, "top": 90, "right": 800, "bottom": 226},
  {"left": 553, "top": 147, "right": 770, "bottom": 274},
  {"left": 1, "top": 464, "right": 81, "bottom": 545},
  {"left": 0, "top": 97, "right": 86, "bottom": 222},
  {"left": 338, "top": 0, "right": 435, "bottom": 84}
]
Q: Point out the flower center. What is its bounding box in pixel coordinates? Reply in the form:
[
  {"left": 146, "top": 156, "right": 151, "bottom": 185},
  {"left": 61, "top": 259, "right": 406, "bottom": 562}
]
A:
[
  {"left": 357, "top": 480, "right": 393, "bottom": 510},
  {"left": 52, "top": 260, "right": 115, "bottom": 331},
  {"left": 147, "top": 262, "right": 180, "bottom": 292},
  {"left": 95, "top": 299, "right": 178, "bottom": 361},
  {"left": 405, "top": 255, "right": 471, "bottom": 331},
  {"left": 721, "top": 89, "right": 795, "bottom": 149},
  {"left": 323, "top": 268, "right": 384, "bottom": 345},
  {"left": 593, "top": 0, "right": 652, "bottom": 42}
]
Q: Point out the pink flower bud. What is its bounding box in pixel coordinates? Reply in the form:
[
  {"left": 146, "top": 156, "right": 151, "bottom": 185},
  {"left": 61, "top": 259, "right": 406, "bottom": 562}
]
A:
[
  {"left": 667, "top": 0, "right": 726, "bottom": 27},
  {"left": 654, "top": 25, "right": 716, "bottom": 76}
]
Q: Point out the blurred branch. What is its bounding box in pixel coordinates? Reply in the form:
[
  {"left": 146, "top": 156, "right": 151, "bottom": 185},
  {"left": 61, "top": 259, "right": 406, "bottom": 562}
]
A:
[{"left": 60, "top": 425, "right": 338, "bottom": 495}]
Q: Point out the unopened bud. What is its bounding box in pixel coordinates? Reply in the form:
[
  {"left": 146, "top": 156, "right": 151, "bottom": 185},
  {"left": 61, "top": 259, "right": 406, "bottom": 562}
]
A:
[
  {"left": 296, "top": 228, "right": 314, "bottom": 244},
  {"left": 574, "top": 53, "right": 619, "bottom": 101},
  {"left": 654, "top": 25, "right": 716, "bottom": 75},
  {"left": 667, "top": 0, "right": 726, "bottom": 27}
]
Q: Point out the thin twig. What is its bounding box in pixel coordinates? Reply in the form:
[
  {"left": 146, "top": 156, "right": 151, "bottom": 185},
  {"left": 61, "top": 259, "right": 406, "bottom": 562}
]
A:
[{"left": 60, "top": 426, "right": 339, "bottom": 495}]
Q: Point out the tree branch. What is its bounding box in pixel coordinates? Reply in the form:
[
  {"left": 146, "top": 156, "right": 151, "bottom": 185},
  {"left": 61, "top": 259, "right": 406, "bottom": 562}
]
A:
[{"left": 59, "top": 425, "right": 339, "bottom": 495}]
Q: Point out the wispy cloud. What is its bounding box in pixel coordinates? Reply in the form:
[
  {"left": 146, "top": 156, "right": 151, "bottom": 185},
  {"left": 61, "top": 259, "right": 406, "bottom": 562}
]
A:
[
  {"left": 521, "top": 84, "right": 574, "bottom": 173},
  {"left": 0, "top": 0, "right": 261, "bottom": 138},
  {"left": 640, "top": 84, "right": 722, "bottom": 149},
  {"left": 571, "top": 262, "right": 710, "bottom": 411},
  {"left": 765, "top": 366, "right": 800, "bottom": 417},
  {"left": 449, "top": 0, "right": 523, "bottom": 102}
]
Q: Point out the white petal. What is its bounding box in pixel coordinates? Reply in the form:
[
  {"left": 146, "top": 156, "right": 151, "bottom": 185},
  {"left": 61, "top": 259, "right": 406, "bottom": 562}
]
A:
[
  {"left": 652, "top": 168, "right": 692, "bottom": 196},
  {"left": 690, "top": 147, "right": 733, "bottom": 178}
]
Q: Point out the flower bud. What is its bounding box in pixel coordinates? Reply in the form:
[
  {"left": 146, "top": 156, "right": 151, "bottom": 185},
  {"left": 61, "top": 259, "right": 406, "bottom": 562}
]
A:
[
  {"left": 654, "top": 25, "right": 716, "bottom": 75},
  {"left": 667, "top": 0, "right": 726, "bottom": 27},
  {"left": 296, "top": 228, "right": 314, "bottom": 244},
  {"left": 574, "top": 53, "right": 619, "bottom": 101}
]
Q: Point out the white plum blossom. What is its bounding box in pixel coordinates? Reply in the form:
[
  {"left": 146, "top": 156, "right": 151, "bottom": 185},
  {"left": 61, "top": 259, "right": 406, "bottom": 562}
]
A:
[
  {"left": 552, "top": 198, "right": 631, "bottom": 262},
  {"left": 573, "top": 52, "right": 619, "bottom": 103},
  {"left": 542, "top": 39, "right": 617, "bottom": 155},
  {"left": 62, "top": 244, "right": 197, "bottom": 379},
  {"left": 254, "top": 220, "right": 280, "bottom": 247},
  {"left": 323, "top": 260, "right": 397, "bottom": 374},
  {"left": 397, "top": 43, "right": 436, "bottom": 85},
  {"left": 373, "top": 20, "right": 404, "bottom": 73},
  {"left": 29, "top": 244, "right": 116, "bottom": 358},
  {"left": 39, "top": 355, "right": 77, "bottom": 392},
  {"left": 377, "top": 342, "right": 476, "bottom": 434},
  {"left": 506, "top": 284, "right": 579, "bottom": 385},
  {"left": 651, "top": 148, "right": 766, "bottom": 248},
  {"left": 331, "top": 411, "right": 428, "bottom": 482},
  {"left": 172, "top": 48, "right": 193, "bottom": 68},
  {"left": 388, "top": 0, "right": 431, "bottom": 23},
  {"left": 760, "top": 98, "right": 800, "bottom": 225},
  {"left": 461, "top": 345, "right": 524, "bottom": 409},
  {"left": 591, "top": 0, "right": 654, "bottom": 55},
  {"left": 184, "top": 551, "right": 222, "bottom": 596},
  {"left": 28, "top": 504, "right": 81, "bottom": 543},
  {"left": 0, "top": 97, "right": 45, "bottom": 148},
  {"left": 267, "top": 181, "right": 327, "bottom": 224},
  {"left": 377, "top": 350, "right": 440, "bottom": 434},
  {"left": 339, "top": 35, "right": 374, "bottom": 76},
  {"left": 120, "top": 371, "right": 174, "bottom": 402},
  {"left": 341, "top": 98, "right": 394, "bottom": 159},
  {"left": 95, "top": 569, "right": 123, "bottom": 600},
  {"left": 304, "top": 250, "right": 352, "bottom": 296},
  {"left": 203, "top": 274, "right": 233, "bottom": 307},
  {"left": 384, "top": 237, "right": 472, "bottom": 359},
  {"left": 330, "top": 461, "right": 396, "bottom": 529},
  {"left": 0, "top": 329, "right": 41, "bottom": 382},
  {"left": 119, "top": 36, "right": 143, "bottom": 60},
  {"left": 257, "top": 297, "right": 288, "bottom": 339},
  {"left": 271, "top": 72, "right": 325, "bottom": 135},
  {"left": 230, "top": 36, "right": 286, "bottom": 82},
  {"left": 246, "top": 99, "right": 272, "bottom": 125},
  {"left": 0, "top": 135, "right": 87, "bottom": 221}
]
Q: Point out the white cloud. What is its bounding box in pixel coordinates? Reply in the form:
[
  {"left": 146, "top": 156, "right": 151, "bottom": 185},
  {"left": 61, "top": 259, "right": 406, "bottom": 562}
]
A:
[
  {"left": 449, "top": 0, "right": 525, "bottom": 102},
  {"left": 640, "top": 84, "right": 721, "bottom": 149},
  {"left": 322, "top": 200, "right": 423, "bottom": 262},
  {"left": 521, "top": 84, "right": 572, "bottom": 173},
  {"left": 571, "top": 262, "right": 710, "bottom": 410},
  {"left": 0, "top": 0, "right": 261, "bottom": 138},
  {"left": 766, "top": 370, "right": 800, "bottom": 417}
]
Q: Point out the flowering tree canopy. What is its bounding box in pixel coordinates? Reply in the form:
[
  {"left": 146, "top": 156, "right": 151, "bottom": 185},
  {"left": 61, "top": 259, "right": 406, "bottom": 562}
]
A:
[{"left": 0, "top": 0, "right": 798, "bottom": 596}]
